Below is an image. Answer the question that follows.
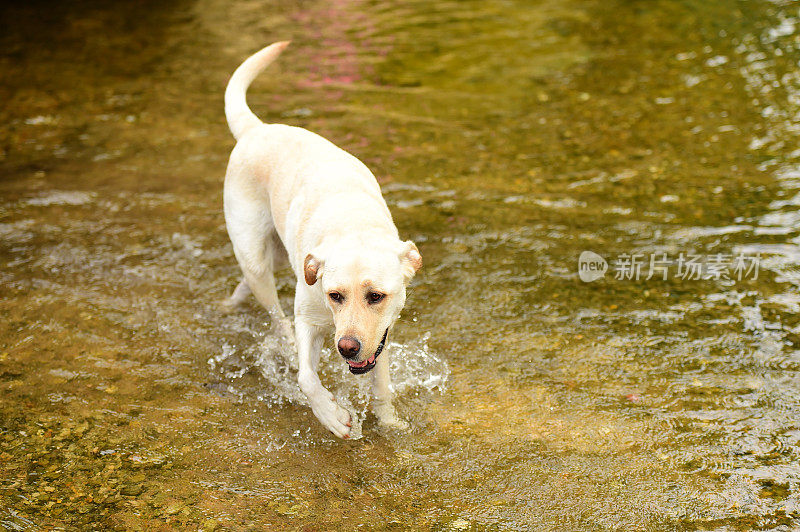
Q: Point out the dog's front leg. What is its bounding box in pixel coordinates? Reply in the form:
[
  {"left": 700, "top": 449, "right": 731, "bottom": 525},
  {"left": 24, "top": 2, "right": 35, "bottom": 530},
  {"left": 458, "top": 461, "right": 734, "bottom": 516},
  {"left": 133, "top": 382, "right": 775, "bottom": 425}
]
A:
[
  {"left": 295, "top": 318, "right": 352, "bottom": 438},
  {"left": 371, "top": 352, "right": 409, "bottom": 430}
]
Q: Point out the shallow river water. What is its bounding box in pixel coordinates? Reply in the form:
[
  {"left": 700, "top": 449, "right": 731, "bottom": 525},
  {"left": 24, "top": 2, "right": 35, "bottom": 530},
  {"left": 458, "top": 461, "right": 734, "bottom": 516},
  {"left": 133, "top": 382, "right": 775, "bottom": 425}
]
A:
[{"left": 2, "top": 0, "right": 800, "bottom": 529}]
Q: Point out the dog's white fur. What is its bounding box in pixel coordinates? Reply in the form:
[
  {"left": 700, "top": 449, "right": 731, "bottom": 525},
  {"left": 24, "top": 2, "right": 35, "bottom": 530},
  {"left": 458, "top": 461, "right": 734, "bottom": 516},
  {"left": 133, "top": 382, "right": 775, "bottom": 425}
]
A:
[{"left": 222, "top": 42, "right": 422, "bottom": 438}]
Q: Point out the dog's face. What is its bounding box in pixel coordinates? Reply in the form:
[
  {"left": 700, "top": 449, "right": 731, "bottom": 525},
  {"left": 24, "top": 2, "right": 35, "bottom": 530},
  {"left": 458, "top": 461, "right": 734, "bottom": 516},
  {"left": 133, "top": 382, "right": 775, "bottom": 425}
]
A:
[{"left": 304, "top": 237, "right": 421, "bottom": 374}]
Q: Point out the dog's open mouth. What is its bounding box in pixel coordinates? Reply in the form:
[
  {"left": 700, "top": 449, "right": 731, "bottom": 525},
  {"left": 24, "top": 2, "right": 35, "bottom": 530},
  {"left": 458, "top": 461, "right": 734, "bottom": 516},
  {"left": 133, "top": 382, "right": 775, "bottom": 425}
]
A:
[{"left": 346, "top": 329, "right": 388, "bottom": 375}]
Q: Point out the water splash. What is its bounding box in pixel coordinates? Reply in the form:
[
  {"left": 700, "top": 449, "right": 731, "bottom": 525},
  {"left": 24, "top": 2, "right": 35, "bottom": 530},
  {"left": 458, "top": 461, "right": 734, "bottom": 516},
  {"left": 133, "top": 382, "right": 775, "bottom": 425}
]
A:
[{"left": 209, "top": 326, "right": 449, "bottom": 439}]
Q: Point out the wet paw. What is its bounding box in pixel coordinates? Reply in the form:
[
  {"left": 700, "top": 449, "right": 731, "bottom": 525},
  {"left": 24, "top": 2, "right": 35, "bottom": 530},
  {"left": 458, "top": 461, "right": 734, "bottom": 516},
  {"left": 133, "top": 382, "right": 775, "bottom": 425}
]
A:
[
  {"left": 373, "top": 401, "right": 409, "bottom": 431},
  {"left": 220, "top": 298, "right": 243, "bottom": 314},
  {"left": 311, "top": 398, "right": 352, "bottom": 439},
  {"left": 272, "top": 318, "right": 296, "bottom": 348},
  {"left": 381, "top": 416, "right": 409, "bottom": 431}
]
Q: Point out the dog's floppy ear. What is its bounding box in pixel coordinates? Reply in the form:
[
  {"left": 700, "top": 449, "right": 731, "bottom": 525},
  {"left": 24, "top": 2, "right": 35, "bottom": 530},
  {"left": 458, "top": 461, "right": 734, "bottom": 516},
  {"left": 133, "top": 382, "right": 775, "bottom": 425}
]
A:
[
  {"left": 304, "top": 253, "right": 323, "bottom": 285},
  {"left": 399, "top": 240, "right": 422, "bottom": 280}
]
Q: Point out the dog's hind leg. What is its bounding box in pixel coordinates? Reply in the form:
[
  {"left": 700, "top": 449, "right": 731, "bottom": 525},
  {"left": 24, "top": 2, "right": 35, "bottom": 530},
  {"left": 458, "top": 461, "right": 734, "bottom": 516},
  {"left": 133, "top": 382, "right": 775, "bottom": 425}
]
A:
[
  {"left": 244, "top": 269, "right": 295, "bottom": 343},
  {"left": 224, "top": 192, "right": 294, "bottom": 342},
  {"left": 221, "top": 277, "right": 252, "bottom": 312},
  {"left": 240, "top": 241, "right": 296, "bottom": 343}
]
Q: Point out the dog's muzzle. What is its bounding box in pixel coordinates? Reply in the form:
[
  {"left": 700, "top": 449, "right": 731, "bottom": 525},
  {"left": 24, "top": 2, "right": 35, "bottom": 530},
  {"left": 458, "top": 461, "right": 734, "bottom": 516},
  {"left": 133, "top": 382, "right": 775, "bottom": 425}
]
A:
[{"left": 346, "top": 329, "right": 388, "bottom": 375}]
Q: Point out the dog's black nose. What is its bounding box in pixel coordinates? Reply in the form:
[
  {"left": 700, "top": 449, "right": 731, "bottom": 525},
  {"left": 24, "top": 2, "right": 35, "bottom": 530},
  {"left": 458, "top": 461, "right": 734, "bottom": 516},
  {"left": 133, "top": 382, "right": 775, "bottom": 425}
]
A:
[{"left": 337, "top": 336, "right": 361, "bottom": 359}]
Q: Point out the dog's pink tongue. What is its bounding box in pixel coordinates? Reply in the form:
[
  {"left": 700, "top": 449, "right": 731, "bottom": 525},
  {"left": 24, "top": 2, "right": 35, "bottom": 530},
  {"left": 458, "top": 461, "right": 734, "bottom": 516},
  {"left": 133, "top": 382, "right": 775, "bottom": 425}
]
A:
[{"left": 346, "top": 354, "right": 376, "bottom": 368}]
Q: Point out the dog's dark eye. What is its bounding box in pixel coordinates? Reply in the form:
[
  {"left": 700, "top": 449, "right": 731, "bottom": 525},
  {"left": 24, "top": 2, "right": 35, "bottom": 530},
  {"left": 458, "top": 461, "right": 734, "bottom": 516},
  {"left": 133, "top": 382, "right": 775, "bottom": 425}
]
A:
[
  {"left": 329, "top": 292, "right": 344, "bottom": 303},
  {"left": 367, "top": 292, "right": 385, "bottom": 304}
]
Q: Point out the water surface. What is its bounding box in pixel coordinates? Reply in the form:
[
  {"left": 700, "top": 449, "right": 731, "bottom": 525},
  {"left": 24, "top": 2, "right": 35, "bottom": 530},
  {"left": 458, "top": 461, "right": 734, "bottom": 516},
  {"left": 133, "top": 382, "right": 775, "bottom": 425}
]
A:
[{"left": 2, "top": 0, "right": 800, "bottom": 529}]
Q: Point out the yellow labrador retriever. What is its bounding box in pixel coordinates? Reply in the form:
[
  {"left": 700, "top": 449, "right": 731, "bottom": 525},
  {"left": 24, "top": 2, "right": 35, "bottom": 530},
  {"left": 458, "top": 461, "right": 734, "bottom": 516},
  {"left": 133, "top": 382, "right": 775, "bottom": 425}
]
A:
[{"left": 222, "top": 42, "right": 422, "bottom": 438}]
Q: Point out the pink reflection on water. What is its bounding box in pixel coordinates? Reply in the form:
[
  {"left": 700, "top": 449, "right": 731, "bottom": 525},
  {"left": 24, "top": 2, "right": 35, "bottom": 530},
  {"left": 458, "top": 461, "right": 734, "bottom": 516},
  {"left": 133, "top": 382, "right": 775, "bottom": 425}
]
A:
[
  {"left": 290, "top": 0, "right": 387, "bottom": 87},
  {"left": 287, "top": 0, "right": 397, "bottom": 184}
]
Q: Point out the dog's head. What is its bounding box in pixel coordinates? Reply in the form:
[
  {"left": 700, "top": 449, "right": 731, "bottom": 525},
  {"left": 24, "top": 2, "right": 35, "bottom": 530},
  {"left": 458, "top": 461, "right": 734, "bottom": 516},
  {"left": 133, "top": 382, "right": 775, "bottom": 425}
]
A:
[{"left": 303, "top": 236, "right": 422, "bottom": 374}]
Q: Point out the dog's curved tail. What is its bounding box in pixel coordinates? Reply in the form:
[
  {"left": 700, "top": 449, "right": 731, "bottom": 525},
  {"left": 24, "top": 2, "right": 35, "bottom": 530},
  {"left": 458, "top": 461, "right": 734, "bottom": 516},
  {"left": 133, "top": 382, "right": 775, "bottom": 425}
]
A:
[{"left": 224, "top": 41, "right": 290, "bottom": 141}]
